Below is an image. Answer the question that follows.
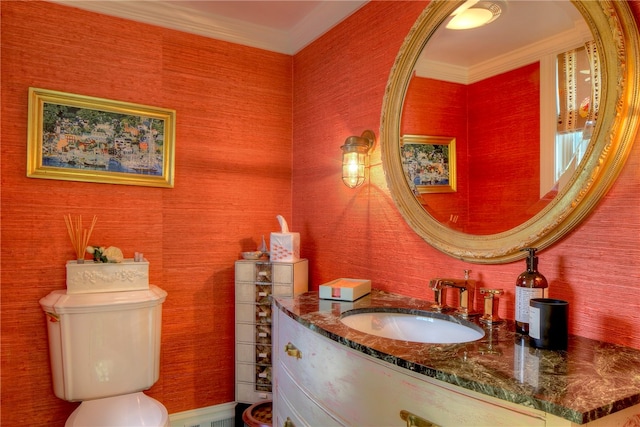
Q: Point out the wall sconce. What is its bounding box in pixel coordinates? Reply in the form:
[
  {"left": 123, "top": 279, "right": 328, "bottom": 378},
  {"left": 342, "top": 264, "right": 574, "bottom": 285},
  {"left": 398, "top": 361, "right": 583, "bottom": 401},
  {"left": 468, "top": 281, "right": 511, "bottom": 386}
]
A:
[{"left": 340, "top": 130, "right": 375, "bottom": 188}]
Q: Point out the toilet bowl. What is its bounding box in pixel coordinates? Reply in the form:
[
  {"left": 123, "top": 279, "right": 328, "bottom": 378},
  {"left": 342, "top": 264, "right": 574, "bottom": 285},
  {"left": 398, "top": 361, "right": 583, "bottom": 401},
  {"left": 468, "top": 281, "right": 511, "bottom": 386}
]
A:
[{"left": 65, "top": 392, "right": 169, "bottom": 427}]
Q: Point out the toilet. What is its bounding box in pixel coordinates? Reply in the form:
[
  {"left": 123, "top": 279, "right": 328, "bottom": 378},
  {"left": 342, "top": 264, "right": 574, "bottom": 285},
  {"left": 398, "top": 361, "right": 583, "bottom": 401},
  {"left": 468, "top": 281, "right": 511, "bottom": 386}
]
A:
[{"left": 39, "top": 285, "right": 169, "bottom": 427}]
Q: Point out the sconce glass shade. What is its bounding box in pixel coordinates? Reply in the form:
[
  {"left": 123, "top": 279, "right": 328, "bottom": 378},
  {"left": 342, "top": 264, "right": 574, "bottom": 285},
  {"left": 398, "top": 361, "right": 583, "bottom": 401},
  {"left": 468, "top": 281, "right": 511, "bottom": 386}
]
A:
[{"left": 341, "top": 130, "right": 375, "bottom": 188}]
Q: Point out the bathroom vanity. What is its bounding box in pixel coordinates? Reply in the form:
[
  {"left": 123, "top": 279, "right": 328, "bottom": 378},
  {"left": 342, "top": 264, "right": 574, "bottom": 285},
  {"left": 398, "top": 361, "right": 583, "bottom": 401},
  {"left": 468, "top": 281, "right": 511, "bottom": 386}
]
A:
[{"left": 272, "top": 290, "right": 640, "bottom": 426}]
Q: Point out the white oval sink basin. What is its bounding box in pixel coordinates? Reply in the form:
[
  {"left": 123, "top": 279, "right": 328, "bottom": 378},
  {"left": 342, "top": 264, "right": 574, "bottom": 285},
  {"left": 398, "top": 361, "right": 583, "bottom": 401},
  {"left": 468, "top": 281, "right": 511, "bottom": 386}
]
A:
[{"left": 340, "top": 311, "right": 484, "bottom": 344}]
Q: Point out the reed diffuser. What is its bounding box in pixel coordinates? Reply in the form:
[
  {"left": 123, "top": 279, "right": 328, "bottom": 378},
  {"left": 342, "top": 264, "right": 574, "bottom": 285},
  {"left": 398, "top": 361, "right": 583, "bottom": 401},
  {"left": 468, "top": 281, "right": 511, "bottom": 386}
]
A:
[{"left": 64, "top": 214, "right": 97, "bottom": 263}]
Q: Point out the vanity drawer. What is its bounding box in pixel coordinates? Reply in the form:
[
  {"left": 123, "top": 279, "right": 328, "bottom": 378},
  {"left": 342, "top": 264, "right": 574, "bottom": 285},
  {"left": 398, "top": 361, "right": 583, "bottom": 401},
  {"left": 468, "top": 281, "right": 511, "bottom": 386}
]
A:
[
  {"left": 274, "top": 389, "right": 304, "bottom": 427},
  {"left": 276, "top": 309, "right": 545, "bottom": 427},
  {"left": 275, "top": 361, "right": 343, "bottom": 427}
]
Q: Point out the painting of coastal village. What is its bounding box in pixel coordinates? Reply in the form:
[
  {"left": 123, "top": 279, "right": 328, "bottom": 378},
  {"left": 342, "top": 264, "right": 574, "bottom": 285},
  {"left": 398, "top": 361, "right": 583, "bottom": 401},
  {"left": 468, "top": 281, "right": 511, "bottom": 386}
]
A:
[
  {"left": 400, "top": 135, "right": 456, "bottom": 194},
  {"left": 40, "top": 102, "right": 166, "bottom": 176}
]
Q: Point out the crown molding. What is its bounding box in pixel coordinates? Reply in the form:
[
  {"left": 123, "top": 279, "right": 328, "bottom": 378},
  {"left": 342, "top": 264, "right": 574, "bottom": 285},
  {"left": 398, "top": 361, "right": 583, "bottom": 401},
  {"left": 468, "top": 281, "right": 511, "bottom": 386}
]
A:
[
  {"left": 416, "top": 20, "right": 592, "bottom": 84},
  {"left": 48, "top": 1, "right": 366, "bottom": 55},
  {"left": 289, "top": 1, "right": 366, "bottom": 53}
]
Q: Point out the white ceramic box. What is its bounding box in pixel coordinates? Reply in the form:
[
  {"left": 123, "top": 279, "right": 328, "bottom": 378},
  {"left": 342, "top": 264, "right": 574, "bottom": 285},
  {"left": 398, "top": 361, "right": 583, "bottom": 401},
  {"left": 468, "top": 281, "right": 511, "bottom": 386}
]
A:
[
  {"left": 66, "top": 259, "right": 149, "bottom": 294},
  {"left": 319, "top": 278, "right": 371, "bottom": 301}
]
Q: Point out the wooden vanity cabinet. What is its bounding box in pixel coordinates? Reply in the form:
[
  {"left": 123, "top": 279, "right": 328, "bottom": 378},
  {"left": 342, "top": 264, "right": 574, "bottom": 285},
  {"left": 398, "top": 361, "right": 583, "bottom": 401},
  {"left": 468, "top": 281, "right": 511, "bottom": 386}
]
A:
[
  {"left": 234, "top": 259, "right": 308, "bottom": 404},
  {"left": 272, "top": 305, "right": 640, "bottom": 427}
]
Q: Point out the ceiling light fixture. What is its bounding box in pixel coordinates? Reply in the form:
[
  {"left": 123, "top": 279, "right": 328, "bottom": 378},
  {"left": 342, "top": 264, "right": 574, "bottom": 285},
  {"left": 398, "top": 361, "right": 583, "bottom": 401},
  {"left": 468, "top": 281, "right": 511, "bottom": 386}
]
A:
[{"left": 446, "top": 0, "right": 503, "bottom": 30}]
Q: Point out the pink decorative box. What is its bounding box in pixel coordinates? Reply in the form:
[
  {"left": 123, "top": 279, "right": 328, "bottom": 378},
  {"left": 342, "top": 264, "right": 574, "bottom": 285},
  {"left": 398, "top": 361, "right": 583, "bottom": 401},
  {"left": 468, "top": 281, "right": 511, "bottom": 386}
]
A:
[{"left": 319, "top": 278, "right": 371, "bottom": 301}]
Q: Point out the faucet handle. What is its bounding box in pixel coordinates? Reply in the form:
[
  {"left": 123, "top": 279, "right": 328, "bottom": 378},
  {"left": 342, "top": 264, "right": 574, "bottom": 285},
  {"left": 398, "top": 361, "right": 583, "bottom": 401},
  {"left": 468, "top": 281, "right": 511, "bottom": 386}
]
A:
[{"left": 479, "top": 288, "right": 504, "bottom": 325}]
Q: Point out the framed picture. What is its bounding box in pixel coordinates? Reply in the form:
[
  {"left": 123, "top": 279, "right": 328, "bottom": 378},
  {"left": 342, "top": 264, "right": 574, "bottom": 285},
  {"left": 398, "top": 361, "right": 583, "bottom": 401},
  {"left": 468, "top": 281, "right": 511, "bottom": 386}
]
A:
[
  {"left": 27, "top": 87, "right": 176, "bottom": 188},
  {"left": 400, "top": 135, "right": 456, "bottom": 194}
]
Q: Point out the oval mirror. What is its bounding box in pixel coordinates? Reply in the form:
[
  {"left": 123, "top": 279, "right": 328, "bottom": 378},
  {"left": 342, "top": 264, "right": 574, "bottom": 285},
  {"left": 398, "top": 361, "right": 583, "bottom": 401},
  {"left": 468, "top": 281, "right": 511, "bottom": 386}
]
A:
[{"left": 381, "top": 0, "right": 639, "bottom": 263}]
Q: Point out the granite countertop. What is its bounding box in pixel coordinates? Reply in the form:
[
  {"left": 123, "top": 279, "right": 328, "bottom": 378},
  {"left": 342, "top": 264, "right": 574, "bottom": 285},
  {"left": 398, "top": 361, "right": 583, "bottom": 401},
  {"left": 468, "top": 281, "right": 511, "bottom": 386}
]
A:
[{"left": 274, "top": 289, "right": 640, "bottom": 424}]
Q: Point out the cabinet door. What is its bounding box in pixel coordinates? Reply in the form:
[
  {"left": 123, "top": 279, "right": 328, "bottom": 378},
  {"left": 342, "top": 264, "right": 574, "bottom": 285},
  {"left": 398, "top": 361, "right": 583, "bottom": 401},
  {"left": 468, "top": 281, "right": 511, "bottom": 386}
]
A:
[{"left": 276, "top": 310, "right": 546, "bottom": 427}]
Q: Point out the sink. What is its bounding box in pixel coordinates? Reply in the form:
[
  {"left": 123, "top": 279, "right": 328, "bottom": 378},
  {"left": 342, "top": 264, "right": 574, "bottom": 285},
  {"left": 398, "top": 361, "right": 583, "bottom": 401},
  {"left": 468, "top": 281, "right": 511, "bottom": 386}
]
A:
[{"left": 340, "top": 310, "right": 484, "bottom": 344}]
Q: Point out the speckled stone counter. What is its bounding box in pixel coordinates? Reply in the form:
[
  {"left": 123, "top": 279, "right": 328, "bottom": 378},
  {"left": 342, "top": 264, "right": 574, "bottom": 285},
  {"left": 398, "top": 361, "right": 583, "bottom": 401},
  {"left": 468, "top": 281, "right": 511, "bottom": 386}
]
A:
[{"left": 274, "top": 289, "right": 640, "bottom": 424}]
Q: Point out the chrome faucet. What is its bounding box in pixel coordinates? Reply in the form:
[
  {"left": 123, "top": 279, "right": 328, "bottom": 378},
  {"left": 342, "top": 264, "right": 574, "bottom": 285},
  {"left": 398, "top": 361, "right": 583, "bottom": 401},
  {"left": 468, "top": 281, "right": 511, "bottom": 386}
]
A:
[{"left": 430, "top": 270, "right": 477, "bottom": 318}]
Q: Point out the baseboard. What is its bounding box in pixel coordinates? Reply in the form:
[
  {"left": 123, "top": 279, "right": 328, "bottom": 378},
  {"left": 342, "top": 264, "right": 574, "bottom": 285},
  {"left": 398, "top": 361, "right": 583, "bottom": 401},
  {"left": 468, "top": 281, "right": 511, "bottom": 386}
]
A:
[{"left": 169, "top": 401, "right": 236, "bottom": 427}]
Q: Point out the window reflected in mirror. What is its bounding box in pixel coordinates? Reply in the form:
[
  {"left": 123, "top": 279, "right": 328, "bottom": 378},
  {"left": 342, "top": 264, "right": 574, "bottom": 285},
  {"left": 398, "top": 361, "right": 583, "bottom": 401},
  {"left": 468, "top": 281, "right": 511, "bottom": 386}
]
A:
[{"left": 554, "top": 42, "right": 600, "bottom": 190}]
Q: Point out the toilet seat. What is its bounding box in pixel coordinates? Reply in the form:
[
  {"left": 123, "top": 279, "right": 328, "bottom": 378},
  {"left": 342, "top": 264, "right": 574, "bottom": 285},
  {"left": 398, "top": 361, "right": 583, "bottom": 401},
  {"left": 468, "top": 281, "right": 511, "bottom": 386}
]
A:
[{"left": 65, "top": 392, "right": 169, "bottom": 427}]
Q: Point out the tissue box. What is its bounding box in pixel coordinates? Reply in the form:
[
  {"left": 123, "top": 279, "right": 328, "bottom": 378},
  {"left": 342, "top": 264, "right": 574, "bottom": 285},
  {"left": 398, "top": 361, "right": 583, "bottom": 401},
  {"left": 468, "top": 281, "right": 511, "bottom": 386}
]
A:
[
  {"left": 66, "top": 259, "right": 149, "bottom": 294},
  {"left": 270, "top": 232, "right": 300, "bottom": 262},
  {"left": 319, "top": 278, "right": 371, "bottom": 301}
]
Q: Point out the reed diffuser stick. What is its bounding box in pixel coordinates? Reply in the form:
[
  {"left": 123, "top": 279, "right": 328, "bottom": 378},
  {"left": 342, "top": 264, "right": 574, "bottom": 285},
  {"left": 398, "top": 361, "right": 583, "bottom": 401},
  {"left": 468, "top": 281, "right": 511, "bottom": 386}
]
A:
[{"left": 64, "top": 214, "right": 97, "bottom": 261}]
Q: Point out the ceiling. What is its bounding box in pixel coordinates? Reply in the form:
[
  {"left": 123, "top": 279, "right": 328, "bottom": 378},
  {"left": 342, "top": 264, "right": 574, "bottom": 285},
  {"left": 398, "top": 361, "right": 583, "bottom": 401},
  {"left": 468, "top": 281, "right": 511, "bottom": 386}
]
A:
[
  {"left": 417, "top": 1, "right": 590, "bottom": 84},
  {"left": 49, "top": 0, "right": 368, "bottom": 54},
  {"left": 49, "top": 0, "right": 590, "bottom": 70}
]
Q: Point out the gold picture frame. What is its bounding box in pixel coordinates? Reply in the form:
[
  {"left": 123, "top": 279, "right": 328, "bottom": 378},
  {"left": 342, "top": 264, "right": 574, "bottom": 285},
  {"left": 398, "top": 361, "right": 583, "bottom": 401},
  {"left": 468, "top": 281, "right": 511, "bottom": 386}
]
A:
[
  {"left": 400, "top": 135, "right": 456, "bottom": 194},
  {"left": 27, "top": 87, "right": 176, "bottom": 188}
]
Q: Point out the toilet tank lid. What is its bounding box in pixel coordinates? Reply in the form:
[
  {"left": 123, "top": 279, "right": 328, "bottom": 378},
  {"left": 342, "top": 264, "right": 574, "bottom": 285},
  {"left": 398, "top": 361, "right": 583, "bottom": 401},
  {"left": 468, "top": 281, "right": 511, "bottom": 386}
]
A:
[{"left": 39, "top": 285, "right": 167, "bottom": 314}]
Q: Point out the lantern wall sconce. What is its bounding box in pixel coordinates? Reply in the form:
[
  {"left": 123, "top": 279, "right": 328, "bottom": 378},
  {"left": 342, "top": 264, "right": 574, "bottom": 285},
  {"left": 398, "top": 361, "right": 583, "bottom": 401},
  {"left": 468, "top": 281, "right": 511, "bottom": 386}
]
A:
[{"left": 340, "top": 130, "right": 376, "bottom": 188}]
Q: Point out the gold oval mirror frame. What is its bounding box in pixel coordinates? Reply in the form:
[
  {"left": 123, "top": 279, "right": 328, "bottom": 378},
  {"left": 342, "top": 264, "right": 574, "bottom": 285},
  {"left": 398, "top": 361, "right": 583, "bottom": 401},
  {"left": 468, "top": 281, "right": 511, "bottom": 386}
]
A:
[{"left": 381, "top": 0, "right": 640, "bottom": 264}]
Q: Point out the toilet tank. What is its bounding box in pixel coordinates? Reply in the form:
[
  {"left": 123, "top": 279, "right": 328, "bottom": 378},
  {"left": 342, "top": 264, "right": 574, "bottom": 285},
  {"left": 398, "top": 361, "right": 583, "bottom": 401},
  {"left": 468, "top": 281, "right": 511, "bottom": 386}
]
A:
[{"left": 39, "top": 286, "right": 167, "bottom": 402}]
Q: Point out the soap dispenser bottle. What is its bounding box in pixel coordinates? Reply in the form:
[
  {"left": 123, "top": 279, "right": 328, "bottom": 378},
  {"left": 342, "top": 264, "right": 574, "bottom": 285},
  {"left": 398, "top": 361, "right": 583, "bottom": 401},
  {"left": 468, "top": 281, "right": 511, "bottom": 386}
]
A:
[{"left": 515, "top": 248, "right": 548, "bottom": 334}]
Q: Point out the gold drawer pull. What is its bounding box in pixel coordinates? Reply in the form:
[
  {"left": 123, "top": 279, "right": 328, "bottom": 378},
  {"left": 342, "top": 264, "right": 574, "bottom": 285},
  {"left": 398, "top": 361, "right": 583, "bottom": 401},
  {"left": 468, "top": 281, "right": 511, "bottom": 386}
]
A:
[
  {"left": 283, "top": 416, "right": 295, "bottom": 427},
  {"left": 284, "top": 342, "right": 302, "bottom": 359},
  {"left": 400, "top": 410, "right": 440, "bottom": 427}
]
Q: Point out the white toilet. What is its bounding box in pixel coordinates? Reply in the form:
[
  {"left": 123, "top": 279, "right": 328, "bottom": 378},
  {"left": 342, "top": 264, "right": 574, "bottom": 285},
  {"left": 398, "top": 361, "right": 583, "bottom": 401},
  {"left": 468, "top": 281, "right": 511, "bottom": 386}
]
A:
[{"left": 40, "top": 285, "right": 169, "bottom": 427}]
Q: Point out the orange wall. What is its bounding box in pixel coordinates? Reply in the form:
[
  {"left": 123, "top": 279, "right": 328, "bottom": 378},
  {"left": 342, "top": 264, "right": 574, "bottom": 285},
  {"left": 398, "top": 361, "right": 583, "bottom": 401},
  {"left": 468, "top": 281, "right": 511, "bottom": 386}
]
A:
[
  {"left": 1, "top": 1, "right": 292, "bottom": 424},
  {"left": 2, "top": 1, "right": 640, "bottom": 425},
  {"left": 468, "top": 62, "right": 541, "bottom": 233}
]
